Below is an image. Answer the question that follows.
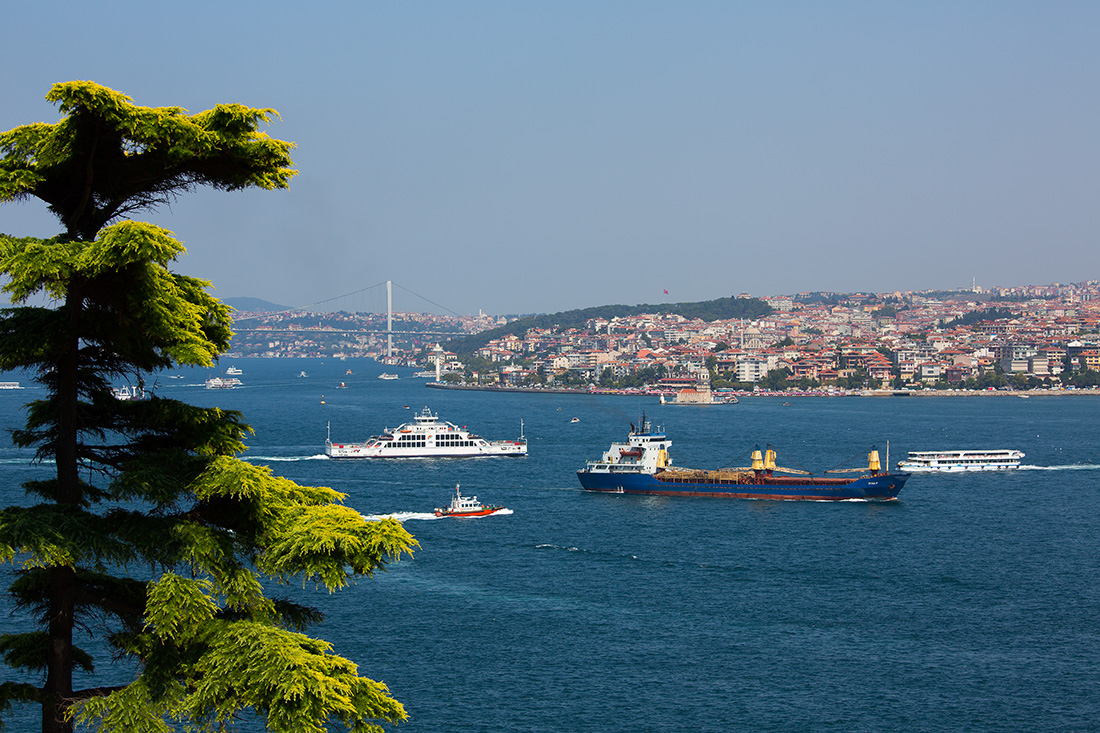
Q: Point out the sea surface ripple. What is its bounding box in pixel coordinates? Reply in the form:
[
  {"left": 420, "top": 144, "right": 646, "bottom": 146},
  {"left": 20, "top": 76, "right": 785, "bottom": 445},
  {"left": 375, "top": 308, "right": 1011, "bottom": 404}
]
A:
[{"left": 3, "top": 358, "right": 1099, "bottom": 732}]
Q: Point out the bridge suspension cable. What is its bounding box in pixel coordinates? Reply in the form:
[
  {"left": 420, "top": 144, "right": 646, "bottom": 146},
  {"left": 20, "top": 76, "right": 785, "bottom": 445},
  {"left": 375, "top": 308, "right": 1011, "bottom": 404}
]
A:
[
  {"left": 248, "top": 281, "right": 466, "bottom": 360},
  {"left": 270, "top": 280, "right": 464, "bottom": 318}
]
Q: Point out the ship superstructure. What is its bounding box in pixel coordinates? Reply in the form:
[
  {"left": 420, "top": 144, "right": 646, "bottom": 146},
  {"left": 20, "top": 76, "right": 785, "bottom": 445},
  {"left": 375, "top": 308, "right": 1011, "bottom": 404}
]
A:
[
  {"left": 326, "top": 406, "right": 527, "bottom": 458},
  {"left": 898, "top": 449, "right": 1024, "bottom": 472}
]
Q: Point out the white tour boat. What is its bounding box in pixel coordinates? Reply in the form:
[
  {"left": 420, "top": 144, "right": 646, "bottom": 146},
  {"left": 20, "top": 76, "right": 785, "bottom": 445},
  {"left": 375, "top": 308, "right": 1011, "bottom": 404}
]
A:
[
  {"left": 897, "top": 449, "right": 1024, "bottom": 472},
  {"left": 325, "top": 406, "right": 527, "bottom": 458},
  {"left": 378, "top": 373, "right": 399, "bottom": 380},
  {"left": 205, "top": 376, "right": 242, "bottom": 389},
  {"left": 224, "top": 366, "right": 243, "bottom": 375}
]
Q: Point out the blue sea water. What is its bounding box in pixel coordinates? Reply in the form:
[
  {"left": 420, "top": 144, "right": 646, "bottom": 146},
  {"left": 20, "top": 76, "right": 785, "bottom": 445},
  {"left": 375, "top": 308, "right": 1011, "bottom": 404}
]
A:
[{"left": 3, "top": 358, "right": 1100, "bottom": 732}]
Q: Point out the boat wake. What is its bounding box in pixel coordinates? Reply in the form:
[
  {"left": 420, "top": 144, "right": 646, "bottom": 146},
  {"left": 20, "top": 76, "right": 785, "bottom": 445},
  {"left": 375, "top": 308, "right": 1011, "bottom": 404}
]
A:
[
  {"left": 243, "top": 454, "right": 330, "bottom": 462},
  {"left": 362, "top": 508, "right": 513, "bottom": 522},
  {"left": 0, "top": 457, "right": 44, "bottom": 465},
  {"left": 362, "top": 512, "right": 440, "bottom": 522},
  {"left": 1019, "top": 464, "right": 1100, "bottom": 471}
]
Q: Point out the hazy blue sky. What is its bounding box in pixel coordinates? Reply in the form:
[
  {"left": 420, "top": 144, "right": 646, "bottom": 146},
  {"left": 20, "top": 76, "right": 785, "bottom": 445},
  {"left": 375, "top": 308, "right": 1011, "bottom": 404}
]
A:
[{"left": 3, "top": 1, "right": 1099, "bottom": 315}]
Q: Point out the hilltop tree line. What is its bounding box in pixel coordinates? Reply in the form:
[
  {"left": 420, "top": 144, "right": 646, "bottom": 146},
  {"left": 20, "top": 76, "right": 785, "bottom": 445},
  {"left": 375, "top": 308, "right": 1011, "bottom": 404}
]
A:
[
  {"left": 443, "top": 296, "right": 773, "bottom": 356},
  {"left": 943, "top": 307, "right": 1017, "bottom": 328}
]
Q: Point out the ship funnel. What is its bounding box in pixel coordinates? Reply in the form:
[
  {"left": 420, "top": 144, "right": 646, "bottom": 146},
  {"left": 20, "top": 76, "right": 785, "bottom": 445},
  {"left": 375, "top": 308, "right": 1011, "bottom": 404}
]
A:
[
  {"left": 868, "top": 448, "right": 881, "bottom": 472},
  {"left": 751, "top": 447, "right": 764, "bottom": 472},
  {"left": 764, "top": 446, "right": 778, "bottom": 472}
]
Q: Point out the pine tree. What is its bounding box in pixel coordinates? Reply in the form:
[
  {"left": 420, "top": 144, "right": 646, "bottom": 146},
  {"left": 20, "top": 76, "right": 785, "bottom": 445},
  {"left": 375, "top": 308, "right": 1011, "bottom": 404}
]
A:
[{"left": 0, "top": 82, "right": 416, "bottom": 733}]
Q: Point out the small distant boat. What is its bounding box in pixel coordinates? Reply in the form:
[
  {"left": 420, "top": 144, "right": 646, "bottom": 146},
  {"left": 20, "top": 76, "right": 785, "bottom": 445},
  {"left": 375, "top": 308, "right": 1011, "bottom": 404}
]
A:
[
  {"left": 0, "top": 381, "right": 22, "bottom": 390},
  {"left": 346, "top": 369, "right": 353, "bottom": 376},
  {"left": 112, "top": 385, "right": 147, "bottom": 400},
  {"left": 378, "top": 373, "right": 399, "bottom": 380},
  {"left": 168, "top": 374, "right": 184, "bottom": 379},
  {"left": 897, "top": 449, "right": 1024, "bottom": 472},
  {"left": 224, "top": 366, "right": 243, "bottom": 375},
  {"left": 338, "top": 382, "right": 347, "bottom": 389},
  {"left": 434, "top": 484, "right": 506, "bottom": 518},
  {"left": 298, "top": 371, "right": 308, "bottom": 378},
  {"left": 205, "top": 377, "right": 241, "bottom": 389},
  {"left": 570, "top": 417, "right": 580, "bottom": 423}
]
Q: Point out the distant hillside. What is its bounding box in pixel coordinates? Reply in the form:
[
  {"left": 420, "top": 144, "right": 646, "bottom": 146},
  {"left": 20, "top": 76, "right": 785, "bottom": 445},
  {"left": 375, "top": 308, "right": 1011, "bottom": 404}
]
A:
[
  {"left": 224, "top": 297, "right": 291, "bottom": 313},
  {"left": 443, "top": 296, "right": 773, "bottom": 356}
]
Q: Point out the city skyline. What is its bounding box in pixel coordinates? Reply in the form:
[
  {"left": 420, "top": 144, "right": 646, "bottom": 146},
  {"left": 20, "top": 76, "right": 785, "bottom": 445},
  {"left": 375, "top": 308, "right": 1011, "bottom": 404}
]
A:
[{"left": 3, "top": 2, "right": 1099, "bottom": 315}]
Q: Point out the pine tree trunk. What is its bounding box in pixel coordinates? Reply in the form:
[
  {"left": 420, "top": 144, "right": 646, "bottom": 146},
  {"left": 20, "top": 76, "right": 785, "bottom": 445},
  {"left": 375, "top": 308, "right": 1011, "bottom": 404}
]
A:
[
  {"left": 42, "top": 289, "right": 83, "bottom": 733},
  {"left": 42, "top": 567, "right": 75, "bottom": 733}
]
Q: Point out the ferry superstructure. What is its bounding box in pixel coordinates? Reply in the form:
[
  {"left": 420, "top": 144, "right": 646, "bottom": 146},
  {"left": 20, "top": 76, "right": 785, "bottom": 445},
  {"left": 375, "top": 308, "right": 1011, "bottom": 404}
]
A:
[
  {"left": 325, "top": 406, "right": 527, "bottom": 458},
  {"left": 577, "top": 415, "right": 907, "bottom": 500},
  {"left": 897, "top": 449, "right": 1024, "bottom": 472}
]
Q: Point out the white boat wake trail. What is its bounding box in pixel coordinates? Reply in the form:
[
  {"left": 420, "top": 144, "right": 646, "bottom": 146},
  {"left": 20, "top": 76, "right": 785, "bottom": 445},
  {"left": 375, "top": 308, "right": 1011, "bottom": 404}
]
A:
[
  {"left": 1020, "top": 464, "right": 1100, "bottom": 471},
  {"left": 362, "top": 508, "right": 514, "bottom": 522},
  {"left": 244, "top": 454, "right": 330, "bottom": 462},
  {"left": 362, "top": 512, "right": 441, "bottom": 522}
]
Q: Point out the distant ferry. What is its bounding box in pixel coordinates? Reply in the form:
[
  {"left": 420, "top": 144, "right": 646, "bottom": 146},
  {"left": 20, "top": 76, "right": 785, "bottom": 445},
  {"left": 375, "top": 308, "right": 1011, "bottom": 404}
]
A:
[
  {"left": 378, "top": 373, "right": 399, "bottom": 380},
  {"left": 205, "top": 376, "right": 241, "bottom": 389},
  {"left": 659, "top": 392, "right": 739, "bottom": 405},
  {"left": 224, "top": 366, "right": 243, "bottom": 375},
  {"left": 897, "top": 449, "right": 1024, "bottom": 472},
  {"left": 325, "top": 406, "right": 527, "bottom": 458},
  {"left": 577, "top": 414, "right": 907, "bottom": 500}
]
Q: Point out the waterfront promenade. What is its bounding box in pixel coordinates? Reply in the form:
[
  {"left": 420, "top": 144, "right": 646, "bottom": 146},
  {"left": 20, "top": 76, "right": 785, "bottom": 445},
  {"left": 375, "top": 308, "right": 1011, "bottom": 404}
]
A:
[{"left": 425, "top": 382, "right": 1099, "bottom": 398}]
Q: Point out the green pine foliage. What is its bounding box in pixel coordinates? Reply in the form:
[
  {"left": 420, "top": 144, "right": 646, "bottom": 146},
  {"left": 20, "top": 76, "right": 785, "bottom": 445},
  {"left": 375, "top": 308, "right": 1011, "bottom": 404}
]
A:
[{"left": 0, "top": 82, "right": 416, "bottom": 733}]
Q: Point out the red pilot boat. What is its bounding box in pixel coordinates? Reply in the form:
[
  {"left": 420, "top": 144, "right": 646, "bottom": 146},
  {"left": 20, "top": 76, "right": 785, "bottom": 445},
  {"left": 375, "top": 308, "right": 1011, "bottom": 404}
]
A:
[{"left": 434, "top": 485, "right": 506, "bottom": 518}]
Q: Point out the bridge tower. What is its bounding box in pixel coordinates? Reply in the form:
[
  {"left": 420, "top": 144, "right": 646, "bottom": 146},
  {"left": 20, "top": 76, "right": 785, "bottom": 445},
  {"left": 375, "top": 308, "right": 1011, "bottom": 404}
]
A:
[{"left": 386, "top": 280, "right": 393, "bottom": 358}]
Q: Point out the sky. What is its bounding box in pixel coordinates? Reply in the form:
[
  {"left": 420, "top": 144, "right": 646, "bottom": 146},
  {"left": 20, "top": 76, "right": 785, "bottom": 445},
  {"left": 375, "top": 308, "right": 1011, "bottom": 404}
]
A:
[{"left": 2, "top": 1, "right": 1099, "bottom": 316}]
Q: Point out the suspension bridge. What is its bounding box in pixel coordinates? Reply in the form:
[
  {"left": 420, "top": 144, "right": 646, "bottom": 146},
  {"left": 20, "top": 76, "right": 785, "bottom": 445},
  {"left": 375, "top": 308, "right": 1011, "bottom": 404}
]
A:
[{"left": 231, "top": 280, "right": 477, "bottom": 356}]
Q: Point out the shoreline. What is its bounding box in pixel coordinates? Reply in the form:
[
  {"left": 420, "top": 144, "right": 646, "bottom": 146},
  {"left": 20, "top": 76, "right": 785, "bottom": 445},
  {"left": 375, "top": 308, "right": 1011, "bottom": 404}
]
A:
[{"left": 425, "top": 382, "right": 1100, "bottom": 398}]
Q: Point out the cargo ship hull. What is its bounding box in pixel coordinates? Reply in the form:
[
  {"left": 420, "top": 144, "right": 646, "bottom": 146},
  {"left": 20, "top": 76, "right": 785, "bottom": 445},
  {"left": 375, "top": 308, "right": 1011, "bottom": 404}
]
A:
[{"left": 577, "top": 469, "right": 907, "bottom": 501}]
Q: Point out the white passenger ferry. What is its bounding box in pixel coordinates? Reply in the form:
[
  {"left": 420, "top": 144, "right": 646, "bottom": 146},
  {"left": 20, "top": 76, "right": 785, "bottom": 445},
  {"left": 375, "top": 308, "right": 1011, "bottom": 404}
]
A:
[
  {"left": 325, "top": 406, "right": 527, "bottom": 458},
  {"left": 897, "top": 449, "right": 1024, "bottom": 472}
]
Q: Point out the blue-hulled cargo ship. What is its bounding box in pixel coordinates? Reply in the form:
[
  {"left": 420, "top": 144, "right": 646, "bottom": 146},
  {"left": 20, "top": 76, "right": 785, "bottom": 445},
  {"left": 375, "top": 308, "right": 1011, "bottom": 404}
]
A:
[{"left": 577, "top": 415, "right": 908, "bottom": 500}]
